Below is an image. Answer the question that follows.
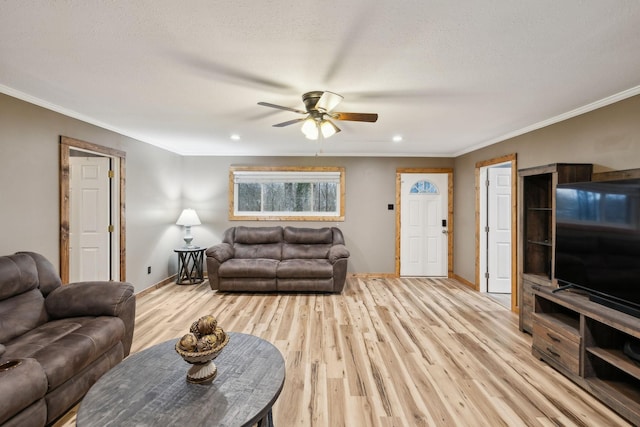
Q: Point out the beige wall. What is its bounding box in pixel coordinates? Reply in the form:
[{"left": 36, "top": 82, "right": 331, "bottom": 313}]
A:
[
  {"left": 182, "top": 156, "right": 454, "bottom": 273},
  {"left": 0, "top": 93, "right": 183, "bottom": 292},
  {"left": 453, "top": 94, "right": 640, "bottom": 284}
]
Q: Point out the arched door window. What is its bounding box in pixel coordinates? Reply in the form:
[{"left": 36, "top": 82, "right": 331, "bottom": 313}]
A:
[{"left": 409, "top": 180, "right": 439, "bottom": 194}]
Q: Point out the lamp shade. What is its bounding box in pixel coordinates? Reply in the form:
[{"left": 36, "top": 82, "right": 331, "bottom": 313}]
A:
[
  {"left": 176, "top": 209, "right": 201, "bottom": 226},
  {"left": 320, "top": 120, "right": 340, "bottom": 138},
  {"left": 301, "top": 117, "right": 319, "bottom": 140}
]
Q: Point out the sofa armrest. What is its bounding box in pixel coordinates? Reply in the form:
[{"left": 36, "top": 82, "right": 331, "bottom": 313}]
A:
[
  {"left": 206, "top": 243, "right": 234, "bottom": 263},
  {"left": 328, "top": 244, "right": 350, "bottom": 263},
  {"left": 45, "top": 281, "right": 134, "bottom": 318}
]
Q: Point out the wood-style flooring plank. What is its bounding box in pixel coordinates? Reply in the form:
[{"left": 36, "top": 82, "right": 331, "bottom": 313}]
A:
[{"left": 53, "top": 277, "right": 631, "bottom": 427}]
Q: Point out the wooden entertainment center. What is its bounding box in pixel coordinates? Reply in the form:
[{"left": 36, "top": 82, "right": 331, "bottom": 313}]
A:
[
  {"left": 533, "top": 287, "right": 640, "bottom": 425},
  {"left": 519, "top": 165, "right": 640, "bottom": 425}
]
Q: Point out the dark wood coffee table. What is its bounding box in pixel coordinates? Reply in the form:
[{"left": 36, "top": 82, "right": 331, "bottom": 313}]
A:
[{"left": 77, "top": 332, "right": 285, "bottom": 427}]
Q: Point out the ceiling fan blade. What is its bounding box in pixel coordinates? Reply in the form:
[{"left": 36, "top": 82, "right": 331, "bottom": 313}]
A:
[
  {"left": 173, "top": 51, "right": 295, "bottom": 92},
  {"left": 315, "top": 91, "right": 344, "bottom": 112},
  {"left": 258, "top": 102, "right": 307, "bottom": 115},
  {"left": 272, "top": 118, "right": 305, "bottom": 127},
  {"left": 330, "top": 121, "right": 341, "bottom": 135},
  {"left": 331, "top": 112, "right": 378, "bottom": 122}
]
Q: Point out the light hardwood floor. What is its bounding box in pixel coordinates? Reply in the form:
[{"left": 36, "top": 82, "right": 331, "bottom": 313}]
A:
[{"left": 55, "top": 277, "right": 631, "bottom": 426}]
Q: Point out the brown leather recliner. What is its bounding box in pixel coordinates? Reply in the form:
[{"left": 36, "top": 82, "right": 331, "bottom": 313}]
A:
[
  {"left": 206, "top": 226, "right": 350, "bottom": 293},
  {"left": 0, "top": 252, "right": 136, "bottom": 427}
]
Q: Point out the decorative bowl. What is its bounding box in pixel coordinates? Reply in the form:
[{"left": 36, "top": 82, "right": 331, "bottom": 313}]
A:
[{"left": 175, "top": 332, "right": 229, "bottom": 384}]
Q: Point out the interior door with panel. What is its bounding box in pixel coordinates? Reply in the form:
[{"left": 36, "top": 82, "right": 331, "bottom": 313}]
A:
[
  {"left": 487, "top": 166, "right": 512, "bottom": 293},
  {"left": 400, "top": 173, "right": 448, "bottom": 276},
  {"left": 69, "top": 155, "right": 111, "bottom": 282}
]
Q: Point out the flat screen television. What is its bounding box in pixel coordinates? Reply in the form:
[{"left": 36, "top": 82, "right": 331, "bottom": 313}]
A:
[{"left": 555, "top": 178, "right": 640, "bottom": 317}]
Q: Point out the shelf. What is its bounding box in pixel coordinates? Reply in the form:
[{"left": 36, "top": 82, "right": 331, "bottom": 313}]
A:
[
  {"left": 524, "top": 272, "right": 552, "bottom": 282},
  {"left": 527, "top": 240, "right": 552, "bottom": 247},
  {"left": 537, "top": 312, "right": 580, "bottom": 336},
  {"left": 586, "top": 377, "right": 640, "bottom": 422},
  {"left": 587, "top": 347, "right": 640, "bottom": 381}
]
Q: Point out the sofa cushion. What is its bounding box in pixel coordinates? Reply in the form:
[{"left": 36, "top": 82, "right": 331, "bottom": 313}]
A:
[
  {"left": 234, "top": 243, "right": 282, "bottom": 260},
  {"left": 277, "top": 259, "right": 334, "bottom": 278},
  {"left": 219, "top": 258, "right": 279, "bottom": 278},
  {"left": 0, "top": 290, "right": 48, "bottom": 343},
  {"left": 2, "top": 316, "right": 125, "bottom": 390},
  {"left": 284, "top": 226, "right": 332, "bottom": 244},
  {"left": 282, "top": 243, "right": 331, "bottom": 260},
  {"left": 17, "top": 252, "right": 62, "bottom": 297},
  {"left": 0, "top": 358, "right": 48, "bottom": 425},
  {"left": 0, "top": 254, "right": 39, "bottom": 300},
  {"left": 234, "top": 226, "right": 283, "bottom": 244},
  {"left": 0, "top": 253, "right": 53, "bottom": 344}
]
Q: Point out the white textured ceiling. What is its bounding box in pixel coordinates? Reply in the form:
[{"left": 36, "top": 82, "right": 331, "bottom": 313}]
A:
[{"left": 1, "top": 1, "right": 640, "bottom": 157}]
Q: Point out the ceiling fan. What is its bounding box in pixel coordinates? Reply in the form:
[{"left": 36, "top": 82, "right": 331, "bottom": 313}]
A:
[{"left": 258, "top": 91, "right": 378, "bottom": 140}]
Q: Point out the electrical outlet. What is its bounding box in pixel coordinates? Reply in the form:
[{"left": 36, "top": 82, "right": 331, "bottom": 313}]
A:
[{"left": 147, "top": 266, "right": 151, "bottom": 274}]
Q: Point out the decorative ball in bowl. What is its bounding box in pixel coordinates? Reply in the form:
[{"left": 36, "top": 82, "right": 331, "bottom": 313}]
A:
[{"left": 175, "top": 315, "right": 230, "bottom": 384}]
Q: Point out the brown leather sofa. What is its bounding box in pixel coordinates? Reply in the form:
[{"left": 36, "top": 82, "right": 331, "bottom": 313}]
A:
[
  {"left": 0, "top": 252, "right": 136, "bottom": 427},
  {"left": 206, "top": 226, "right": 350, "bottom": 293}
]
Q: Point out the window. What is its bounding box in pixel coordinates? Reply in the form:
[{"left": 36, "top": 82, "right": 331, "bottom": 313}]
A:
[
  {"left": 229, "top": 167, "right": 345, "bottom": 221},
  {"left": 409, "top": 180, "right": 439, "bottom": 194}
]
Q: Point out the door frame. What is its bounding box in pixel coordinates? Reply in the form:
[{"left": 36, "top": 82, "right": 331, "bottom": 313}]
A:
[
  {"left": 395, "top": 168, "right": 453, "bottom": 277},
  {"left": 475, "top": 154, "right": 517, "bottom": 310},
  {"left": 60, "top": 136, "right": 126, "bottom": 284}
]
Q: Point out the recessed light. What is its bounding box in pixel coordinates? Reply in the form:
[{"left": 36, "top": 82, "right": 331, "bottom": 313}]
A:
[
  {"left": 392, "top": 135, "right": 403, "bottom": 142},
  {"left": 230, "top": 134, "right": 241, "bottom": 141}
]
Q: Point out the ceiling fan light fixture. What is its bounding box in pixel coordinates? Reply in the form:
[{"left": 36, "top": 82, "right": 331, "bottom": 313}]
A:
[
  {"left": 301, "top": 117, "right": 319, "bottom": 140},
  {"left": 320, "top": 119, "right": 340, "bottom": 138},
  {"left": 258, "top": 90, "right": 377, "bottom": 140}
]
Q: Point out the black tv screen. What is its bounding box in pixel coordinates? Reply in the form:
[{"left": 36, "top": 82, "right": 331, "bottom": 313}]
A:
[{"left": 555, "top": 178, "right": 640, "bottom": 317}]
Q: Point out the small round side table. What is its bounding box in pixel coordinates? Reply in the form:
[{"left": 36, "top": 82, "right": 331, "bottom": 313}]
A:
[{"left": 174, "top": 247, "right": 206, "bottom": 285}]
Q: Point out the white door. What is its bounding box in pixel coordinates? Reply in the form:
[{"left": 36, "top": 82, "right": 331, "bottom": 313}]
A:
[
  {"left": 487, "top": 167, "right": 512, "bottom": 293},
  {"left": 400, "top": 173, "right": 448, "bottom": 276},
  {"left": 69, "top": 156, "right": 111, "bottom": 282}
]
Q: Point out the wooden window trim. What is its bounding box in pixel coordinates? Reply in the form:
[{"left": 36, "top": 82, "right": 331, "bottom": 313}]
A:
[{"left": 229, "top": 166, "right": 345, "bottom": 221}]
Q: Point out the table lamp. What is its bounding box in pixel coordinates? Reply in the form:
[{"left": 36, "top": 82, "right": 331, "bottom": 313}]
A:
[{"left": 176, "top": 208, "right": 201, "bottom": 247}]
